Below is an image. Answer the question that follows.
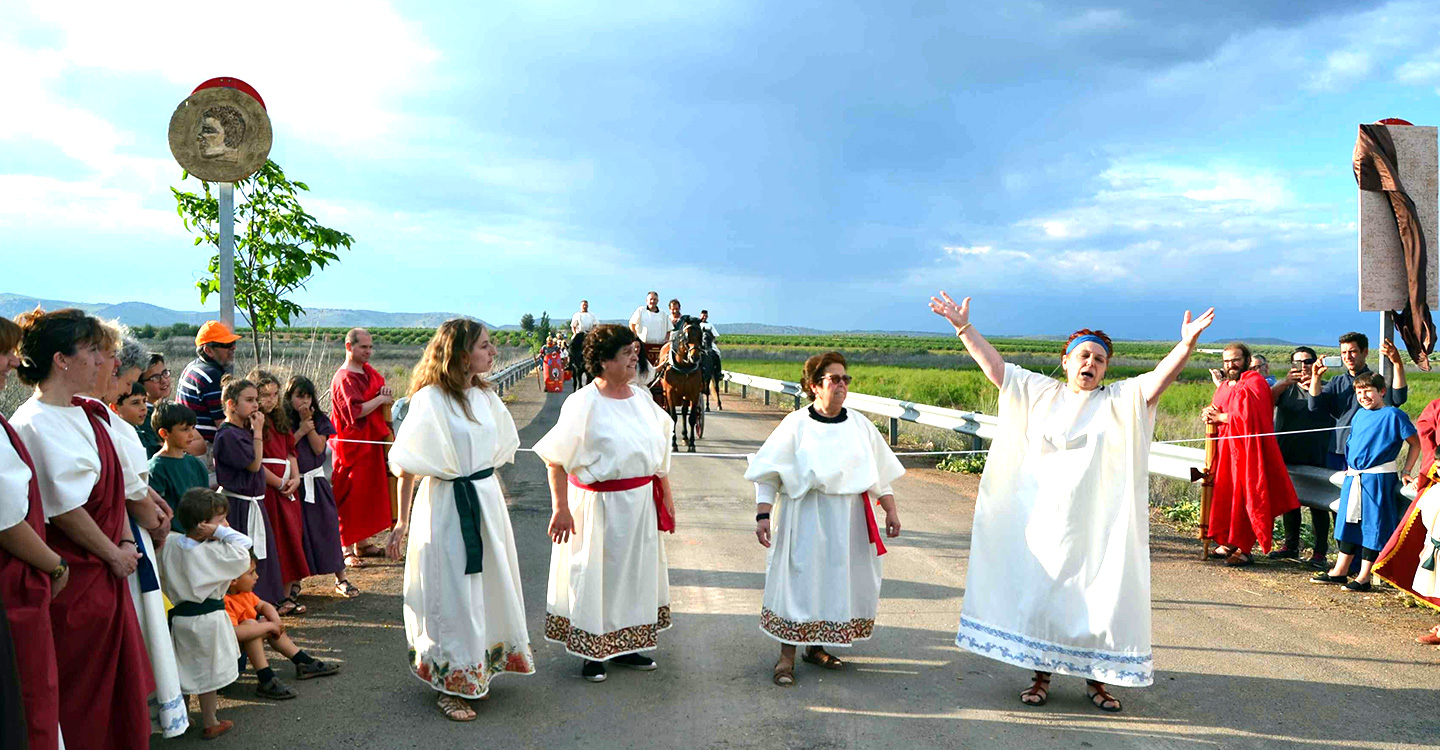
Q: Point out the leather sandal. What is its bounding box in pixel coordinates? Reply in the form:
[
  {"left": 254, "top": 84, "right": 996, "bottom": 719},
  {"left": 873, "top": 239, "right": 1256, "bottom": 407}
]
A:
[
  {"left": 1086, "top": 680, "right": 1122, "bottom": 713},
  {"left": 801, "top": 646, "right": 845, "bottom": 669},
  {"left": 773, "top": 657, "right": 795, "bottom": 687},
  {"left": 1020, "top": 672, "right": 1050, "bottom": 706},
  {"left": 437, "top": 694, "right": 476, "bottom": 722},
  {"left": 1223, "top": 550, "right": 1253, "bottom": 567}
]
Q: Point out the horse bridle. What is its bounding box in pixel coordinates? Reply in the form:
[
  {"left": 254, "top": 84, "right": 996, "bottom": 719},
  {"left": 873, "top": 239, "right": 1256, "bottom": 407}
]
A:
[{"left": 667, "top": 321, "right": 703, "bottom": 375}]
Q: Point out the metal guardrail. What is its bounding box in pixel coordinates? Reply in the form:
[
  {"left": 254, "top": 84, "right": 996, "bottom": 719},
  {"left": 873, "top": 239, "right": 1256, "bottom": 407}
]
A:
[
  {"left": 721, "top": 370, "right": 1386, "bottom": 511},
  {"left": 493, "top": 357, "right": 541, "bottom": 396}
]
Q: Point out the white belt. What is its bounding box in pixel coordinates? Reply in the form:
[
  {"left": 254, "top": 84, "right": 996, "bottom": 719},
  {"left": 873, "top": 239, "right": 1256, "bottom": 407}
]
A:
[
  {"left": 1338, "top": 460, "right": 1399, "bottom": 524},
  {"left": 300, "top": 466, "right": 325, "bottom": 504},
  {"left": 221, "top": 489, "right": 267, "bottom": 559},
  {"left": 262, "top": 458, "right": 295, "bottom": 502}
]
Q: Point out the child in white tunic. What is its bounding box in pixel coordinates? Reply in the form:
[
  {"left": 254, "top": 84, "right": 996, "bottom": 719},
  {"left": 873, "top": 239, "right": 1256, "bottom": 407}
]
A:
[
  {"left": 385, "top": 319, "right": 535, "bottom": 721},
  {"left": 746, "top": 354, "right": 903, "bottom": 686},
  {"left": 160, "top": 488, "right": 253, "bottom": 740},
  {"left": 535, "top": 325, "right": 675, "bottom": 683}
]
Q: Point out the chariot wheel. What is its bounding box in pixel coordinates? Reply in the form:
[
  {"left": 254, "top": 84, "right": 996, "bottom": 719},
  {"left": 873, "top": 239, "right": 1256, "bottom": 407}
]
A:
[{"left": 694, "top": 401, "right": 706, "bottom": 439}]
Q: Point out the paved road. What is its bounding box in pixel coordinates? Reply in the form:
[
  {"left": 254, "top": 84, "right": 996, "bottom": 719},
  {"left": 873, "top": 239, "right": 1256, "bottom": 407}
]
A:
[{"left": 159, "top": 383, "right": 1440, "bottom": 749}]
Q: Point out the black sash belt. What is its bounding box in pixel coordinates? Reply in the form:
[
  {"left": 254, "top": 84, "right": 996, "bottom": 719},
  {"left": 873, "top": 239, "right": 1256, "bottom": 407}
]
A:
[
  {"left": 168, "top": 598, "right": 225, "bottom": 626},
  {"left": 455, "top": 467, "right": 495, "bottom": 575}
]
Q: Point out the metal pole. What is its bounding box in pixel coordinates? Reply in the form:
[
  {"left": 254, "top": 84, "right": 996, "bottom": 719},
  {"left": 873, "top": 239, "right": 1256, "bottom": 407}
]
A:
[
  {"left": 889, "top": 417, "right": 899, "bottom": 447},
  {"left": 218, "top": 182, "right": 235, "bottom": 330},
  {"left": 1380, "top": 310, "right": 1395, "bottom": 385}
]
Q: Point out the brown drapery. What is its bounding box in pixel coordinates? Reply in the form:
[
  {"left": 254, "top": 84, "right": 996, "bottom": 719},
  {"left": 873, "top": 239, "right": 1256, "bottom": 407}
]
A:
[{"left": 1354, "top": 124, "right": 1436, "bottom": 370}]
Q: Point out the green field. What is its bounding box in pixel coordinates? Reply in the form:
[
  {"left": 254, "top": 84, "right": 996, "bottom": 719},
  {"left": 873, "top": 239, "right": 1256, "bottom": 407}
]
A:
[{"left": 721, "top": 333, "right": 1340, "bottom": 361}]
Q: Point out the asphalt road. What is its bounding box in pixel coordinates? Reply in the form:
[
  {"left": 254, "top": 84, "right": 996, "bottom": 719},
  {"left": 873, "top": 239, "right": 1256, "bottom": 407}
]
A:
[{"left": 158, "top": 382, "right": 1440, "bottom": 749}]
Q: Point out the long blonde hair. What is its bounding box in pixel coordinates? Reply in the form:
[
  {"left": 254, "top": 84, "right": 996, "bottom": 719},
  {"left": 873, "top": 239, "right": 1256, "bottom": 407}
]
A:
[{"left": 409, "top": 319, "right": 491, "bottom": 421}]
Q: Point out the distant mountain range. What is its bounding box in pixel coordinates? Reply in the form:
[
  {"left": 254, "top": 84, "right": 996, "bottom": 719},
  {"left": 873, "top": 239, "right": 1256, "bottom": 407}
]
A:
[{"left": 0, "top": 294, "right": 1304, "bottom": 344}]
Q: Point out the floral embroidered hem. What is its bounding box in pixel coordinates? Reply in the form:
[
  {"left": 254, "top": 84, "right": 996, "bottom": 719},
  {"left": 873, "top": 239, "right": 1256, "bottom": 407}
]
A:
[
  {"left": 544, "top": 606, "right": 673, "bottom": 660},
  {"left": 410, "top": 643, "right": 537, "bottom": 699},
  {"left": 956, "top": 615, "right": 1153, "bottom": 687},
  {"left": 760, "top": 607, "right": 875, "bottom": 646}
]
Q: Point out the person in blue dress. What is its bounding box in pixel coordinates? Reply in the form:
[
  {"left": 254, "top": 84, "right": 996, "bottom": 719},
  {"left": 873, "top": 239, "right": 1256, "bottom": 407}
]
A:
[{"left": 1311, "top": 371, "right": 1420, "bottom": 593}]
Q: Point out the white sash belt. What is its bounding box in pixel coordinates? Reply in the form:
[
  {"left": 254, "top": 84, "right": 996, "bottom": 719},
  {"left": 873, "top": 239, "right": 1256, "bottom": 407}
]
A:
[
  {"left": 221, "top": 489, "right": 267, "bottom": 559},
  {"left": 300, "top": 466, "right": 325, "bottom": 504},
  {"left": 1340, "top": 460, "right": 1399, "bottom": 524},
  {"left": 262, "top": 457, "right": 295, "bottom": 503}
]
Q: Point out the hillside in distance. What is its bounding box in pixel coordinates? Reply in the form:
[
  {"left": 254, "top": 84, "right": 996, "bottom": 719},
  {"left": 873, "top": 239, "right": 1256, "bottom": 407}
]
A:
[{"left": 0, "top": 294, "right": 489, "bottom": 330}]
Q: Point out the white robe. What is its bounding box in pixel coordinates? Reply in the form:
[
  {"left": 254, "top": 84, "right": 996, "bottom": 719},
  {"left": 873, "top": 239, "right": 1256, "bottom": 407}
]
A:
[
  {"left": 159, "top": 528, "right": 253, "bottom": 695},
  {"left": 534, "top": 383, "right": 674, "bottom": 660},
  {"left": 745, "top": 407, "right": 904, "bottom": 646},
  {"left": 388, "top": 385, "right": 535, "bottom": 697},
  {"left": 1411, "top": 486, "right": 1440, "bottom": 597},
  {"left": 99, "top": 401, "right": 189, "bottom": 737},
  {"left": 629, "top": 307, "right": 669, "bottom": 345},
  {"left": 956, "top": 364, "right": 1156, "bottom": 687},
  {"left": 571, "top": 311, "right": 598, "bottom": 334}
]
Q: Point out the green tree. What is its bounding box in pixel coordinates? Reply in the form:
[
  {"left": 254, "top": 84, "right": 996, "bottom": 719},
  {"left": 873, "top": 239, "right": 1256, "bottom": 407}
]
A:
[
  {"left": 173, "top": 160, "right": 354, "bottom": 363},
  {"left": 136, "top": 324, "right": 157, "bottom": 339},
  {"left": 520, "top": 313, "right": 535, "bottom": 334},
  {"left": 537, "top": 311, "right": 551, "bottom": 343}
]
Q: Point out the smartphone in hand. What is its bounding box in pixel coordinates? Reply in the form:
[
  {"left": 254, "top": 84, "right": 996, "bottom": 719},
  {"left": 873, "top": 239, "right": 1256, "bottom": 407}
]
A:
[{"left": 1321, "top": 355, "right": 1343, "bottom": 368}]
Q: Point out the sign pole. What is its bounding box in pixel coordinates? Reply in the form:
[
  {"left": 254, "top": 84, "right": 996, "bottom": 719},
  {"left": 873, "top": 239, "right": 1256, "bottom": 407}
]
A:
[
  {"left": 1380, "top": 310, "right": 1395, "bottom": 384},
  {"left": 218, "top": 182, "right": 235, "bottom": 331}
]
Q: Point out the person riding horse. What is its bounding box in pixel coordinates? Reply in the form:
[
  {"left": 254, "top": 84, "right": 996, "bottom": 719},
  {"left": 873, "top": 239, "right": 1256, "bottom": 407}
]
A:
[
  {"left": 659, "top": 315, "right": 706, "bottom": 452},
  {"left": 699, "top": 310, "right": 723, "bottom": 411}
]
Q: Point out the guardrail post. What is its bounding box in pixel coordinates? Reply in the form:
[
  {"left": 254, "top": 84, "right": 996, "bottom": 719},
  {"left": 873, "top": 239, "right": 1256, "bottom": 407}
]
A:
[
  {"left": 764, "top": 391, "right": 770, "bottom": 406},
  {"left": 793, "top": 394, "right": 800, "bottom": 410},
  {"left": 742, "top": 384, "right": 747, "bottom": 398},
  {"left": 889, "top": 417, "right": 899, "bottom": 447}
]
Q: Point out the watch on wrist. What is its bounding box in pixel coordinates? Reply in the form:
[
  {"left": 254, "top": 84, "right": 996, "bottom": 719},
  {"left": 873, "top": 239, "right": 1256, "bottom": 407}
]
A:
[{"left": 49, "top": 559, "right": 68, "bottom": 581}]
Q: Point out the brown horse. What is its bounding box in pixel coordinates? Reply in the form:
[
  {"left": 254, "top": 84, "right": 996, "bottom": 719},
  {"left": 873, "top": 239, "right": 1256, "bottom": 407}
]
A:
[{"left": 659, "top": 317, "right": 705, "bottom": 452}]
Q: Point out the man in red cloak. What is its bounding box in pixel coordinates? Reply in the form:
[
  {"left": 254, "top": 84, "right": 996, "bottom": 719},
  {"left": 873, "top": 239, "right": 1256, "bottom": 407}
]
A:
[
  {"left": 330, "top": 328, "right": 394, "bottom": 564},
  {"left": 1202, "top": 343, "right": 1301, "bottom": 566},
  {"left": 1374, "top": 397, "right": 1440, "bottom": 643}
]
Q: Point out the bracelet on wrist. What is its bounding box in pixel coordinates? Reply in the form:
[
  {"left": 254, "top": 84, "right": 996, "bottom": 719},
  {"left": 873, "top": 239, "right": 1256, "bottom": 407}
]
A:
[
  {"left": 755, "top": 512, "right": 771, "bottom": 522},
  {"left": 118, "top": 539, "right": 137, "bottom": 548},
  {"left": 955, "top": 323, "right": 971, "bottom": 337}
]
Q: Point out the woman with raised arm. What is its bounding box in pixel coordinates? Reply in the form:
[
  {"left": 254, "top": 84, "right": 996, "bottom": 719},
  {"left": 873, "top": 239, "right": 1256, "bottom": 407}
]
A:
[{"left": 930, "top": 292, "right": 1213, "bottom": 714}]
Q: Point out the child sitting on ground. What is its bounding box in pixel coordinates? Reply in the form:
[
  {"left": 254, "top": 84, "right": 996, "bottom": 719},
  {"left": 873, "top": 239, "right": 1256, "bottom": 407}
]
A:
[
  {"left": 226, "top": 556, "right": 342, "bottom": 701},
  {"left": 160, "top": 488, "right": 255, "bottom": 740},
  {"left": 1312, "top": 371, "right": 1420, "bottom": 592},
  {"left": 148, "top": 401, "right": 212, "bottom": 532}
]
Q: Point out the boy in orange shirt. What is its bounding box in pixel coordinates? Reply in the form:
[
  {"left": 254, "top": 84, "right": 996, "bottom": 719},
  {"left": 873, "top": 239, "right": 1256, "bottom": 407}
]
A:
[{"left": 225, "top": 557, "right": 341, "bottom": 699}]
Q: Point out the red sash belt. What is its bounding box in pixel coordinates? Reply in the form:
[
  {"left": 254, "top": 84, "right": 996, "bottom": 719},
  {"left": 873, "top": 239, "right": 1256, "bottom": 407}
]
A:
[
  {"left": 862, "top": 492, "right": 887, "bottom": 556},
  {"left": 568, "top": 475, "right": 674, "bottom": 532}
]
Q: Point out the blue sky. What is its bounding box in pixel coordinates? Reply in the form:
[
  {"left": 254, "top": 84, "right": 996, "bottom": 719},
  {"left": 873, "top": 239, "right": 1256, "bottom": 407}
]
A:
[{"left": 3, "top": 0, "right": 1439, "bottom": 342}]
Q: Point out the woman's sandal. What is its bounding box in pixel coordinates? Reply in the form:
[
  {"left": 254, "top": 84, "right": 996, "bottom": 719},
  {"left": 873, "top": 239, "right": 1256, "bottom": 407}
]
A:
[
  {"left": 773, "top": 657, "right": 795, "bottom": 687},
  {"left": 801, "top": 646, "right": 845, "bottom": 670},
  {"left": 1224, "top": 550, "right": 1254, "bottom": 567},
  {"left": 437, "top": 694, "right": 476, "bottom": 722},
  {"left": 1020, "top": 672, "right": 1051, "bottom": 706},
  {"left": 1086, "top": 681, "right": 1123, "bottom": 713},
  {"left": 275, "top": 596, "right": 306, "bottom": 617},
  {"left": 344, "top": 554, "right": 364, "bottom": 569},
  {"left": 334, "top": 580, "right": 360, "bottom": 598},
  {"left": 286, "top": 584, "right": 309, "bottom": 613}
]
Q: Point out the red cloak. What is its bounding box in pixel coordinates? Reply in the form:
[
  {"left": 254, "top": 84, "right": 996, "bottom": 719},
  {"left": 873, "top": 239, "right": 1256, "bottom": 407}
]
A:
[
  {"left": 51, "top": 399, "right": 154, "bottom": 748},
  {"left": 261, "top": 427, "right": 311, "bottom": 584},
  {"left": 330, "top": 363, "right": 393, "bottom": 547},
  {"left": 1207, "top": 370, "right": 1301, "bottom": 554},
  {"left": 1374, "top": 397, "right": 1440, "bottom": 610},
  {"left": 0, "top": 415, "right": 60, "bottom": 750}
]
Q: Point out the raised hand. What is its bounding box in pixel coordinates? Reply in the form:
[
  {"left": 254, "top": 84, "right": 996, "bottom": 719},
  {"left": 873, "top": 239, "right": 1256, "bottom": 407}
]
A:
[
  {"left": 928, "top": 292, "right": 970, "bottom": 333},
  {"left": 1180, "top": 307, "right": 1216, "bottom": 346},
  {"left": 1381, "top": 339, "right": 1405, "bottom": 366}
]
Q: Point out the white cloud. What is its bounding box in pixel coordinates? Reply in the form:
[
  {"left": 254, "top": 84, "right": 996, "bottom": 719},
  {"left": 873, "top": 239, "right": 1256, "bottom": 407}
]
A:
[
  {"left": 0, "top": 174, "right": 179, "bottom": 233},
  {"left": 1055, "top": 8, "right": 1130, "bottom": 35},
  {"left": 1308, "top": 50, "right": 1372, "bottom": 91},
  {"left": 942, "top": 245, "right": 992, "bottom": 256}
]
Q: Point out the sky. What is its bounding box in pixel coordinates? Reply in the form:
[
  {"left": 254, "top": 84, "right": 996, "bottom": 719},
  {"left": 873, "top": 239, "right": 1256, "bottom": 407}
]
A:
[{"left": 3, "top": 0, "right": 1440, "bottom": 343}]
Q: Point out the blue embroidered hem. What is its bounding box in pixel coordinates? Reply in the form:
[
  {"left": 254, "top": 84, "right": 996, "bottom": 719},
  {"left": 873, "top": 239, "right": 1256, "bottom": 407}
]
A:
[{"left": 956, "top": 615, "right": 1153, "bottom": 687}]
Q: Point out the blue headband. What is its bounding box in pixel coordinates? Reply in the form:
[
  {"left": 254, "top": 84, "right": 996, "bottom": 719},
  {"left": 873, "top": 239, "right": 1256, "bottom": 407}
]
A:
[{"left": 1065, "top": 334, "right": 1109, "bottom": 355}]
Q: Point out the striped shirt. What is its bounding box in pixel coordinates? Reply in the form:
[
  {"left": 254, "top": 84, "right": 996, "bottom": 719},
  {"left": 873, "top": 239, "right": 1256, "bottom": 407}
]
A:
[{"left": 176, "top": 355, "right": 226, "bottom": 442}]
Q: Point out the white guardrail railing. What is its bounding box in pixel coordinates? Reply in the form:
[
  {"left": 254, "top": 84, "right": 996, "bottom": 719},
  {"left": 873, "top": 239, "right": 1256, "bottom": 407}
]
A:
[
  {"left": 493, "top": 357, "right": 541, "bottom": 396},
  {"left": 721, "top": 370, "right": 1388, "bottom": 511}
]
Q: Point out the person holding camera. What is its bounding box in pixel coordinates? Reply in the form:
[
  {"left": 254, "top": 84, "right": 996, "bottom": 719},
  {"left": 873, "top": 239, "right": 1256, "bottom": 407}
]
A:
[
  {"left": 1307, "top": 332, "right": 1408, "bottom": 471},
  {"left": 1270, "top": 347, "right": 1336, "bottom": 567}
]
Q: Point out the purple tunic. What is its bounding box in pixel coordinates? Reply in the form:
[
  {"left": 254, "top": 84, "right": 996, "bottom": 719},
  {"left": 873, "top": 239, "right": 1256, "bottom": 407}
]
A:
[
  {"left": 298, "top": 413, "right": 345, "bottom": 576},
  {"left": 213, "top": 422, "right": 283, "bottom": 604}
]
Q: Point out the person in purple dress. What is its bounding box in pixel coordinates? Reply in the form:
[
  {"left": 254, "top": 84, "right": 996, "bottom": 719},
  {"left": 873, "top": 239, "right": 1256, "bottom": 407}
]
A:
[
  {"left": 283, "top": 375, "right": 357, "bottom": 599},
  {"left": 213, "top": 376, "right": 284, "bottom": 605}
]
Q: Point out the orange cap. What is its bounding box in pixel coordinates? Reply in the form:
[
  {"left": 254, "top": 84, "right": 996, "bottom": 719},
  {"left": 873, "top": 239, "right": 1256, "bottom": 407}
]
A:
[{"left": 195, "top": 321, "right": 242, "bottom": 346}]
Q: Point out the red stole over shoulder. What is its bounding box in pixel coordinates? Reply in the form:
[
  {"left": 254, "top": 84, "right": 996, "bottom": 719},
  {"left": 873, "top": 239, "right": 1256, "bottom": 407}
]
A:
[
  {"left": 49, "top": 398, "right": 154, "bottom": 749},
  {"left": 330, "top": 363, "right": 393, "bottom": 546},
  {"left": 0, "top": 415, "right": 60, "bottom": 750},
  {"left": 1207, "top": 371, "right": 1301, "bottom": 554}
]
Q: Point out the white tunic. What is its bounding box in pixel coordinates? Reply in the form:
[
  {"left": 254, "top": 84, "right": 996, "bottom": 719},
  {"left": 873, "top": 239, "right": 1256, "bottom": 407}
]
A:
[
  {"left": 957, "top": 364, "right": 1156, "bottom": 687},
  {"left": 159, "top": 528, "right": 253, "bottom": 695},
  {"left": 388, "top": 385, "right": 535, "bottom": 697},
  {"left": 745, "top": 407, "right": 904, "bottom": 646},
  {"left": 629, "top": 307, "right": 669, "bottom": 345},
  {"left": 0, "top": 428, "right": 32, "bottom": 532},
  {"left": 10, "top": 399, "right": 108, "bottom": 520},
  {"left": 1411, "top": 486, "right": 1440, "bottom": 597},
  {"left": 534, "top": 383, "right": 674, "bottom": 659},
  {"left": 571, "top": 311, "right": 598, "bottom": 334}
]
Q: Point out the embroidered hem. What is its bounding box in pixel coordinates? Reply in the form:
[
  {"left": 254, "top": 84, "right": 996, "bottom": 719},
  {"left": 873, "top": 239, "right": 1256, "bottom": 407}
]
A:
[
  {"left": 955, "top": 615, "right": 1153, "bottom": 687},
  {"left": 409, "top": 644, "right": 537, "bottom": 699},
  {"left": 759, "top": 607, "right": 874, "bottom": 646},
  {"left": 150, "top": 692, "right": 190, "bottom": 737},
  {"left": 544, "top": 606, "right": 673, "bottom": 660}
]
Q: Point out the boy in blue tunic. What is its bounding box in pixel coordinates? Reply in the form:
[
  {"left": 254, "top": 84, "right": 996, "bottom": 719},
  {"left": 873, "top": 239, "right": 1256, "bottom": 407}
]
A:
[{"left": 1311, "top": 372, "right": 1420, "bottom": 592}]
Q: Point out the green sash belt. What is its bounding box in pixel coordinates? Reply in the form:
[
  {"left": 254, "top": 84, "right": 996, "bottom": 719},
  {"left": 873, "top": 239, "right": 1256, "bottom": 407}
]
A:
[
  {"left": 454, "top": 467, "right": 495, "bottom": 575},
  {"left": 168, "top": 598, "right": 225, "bottom": 626}
]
